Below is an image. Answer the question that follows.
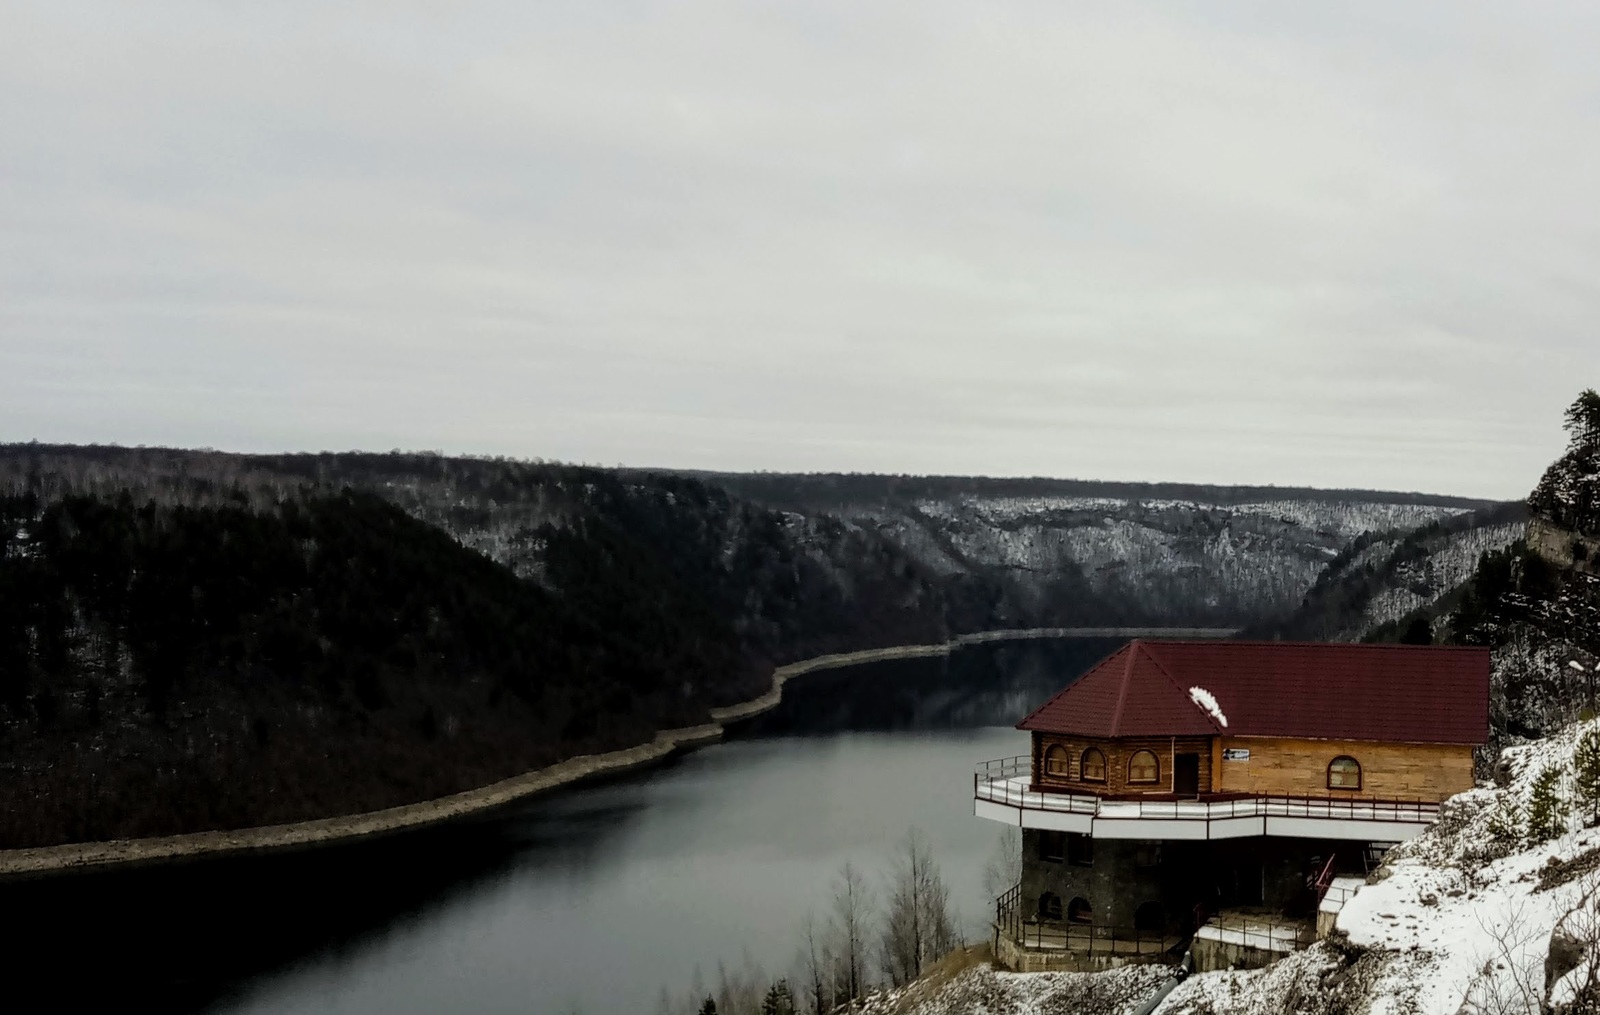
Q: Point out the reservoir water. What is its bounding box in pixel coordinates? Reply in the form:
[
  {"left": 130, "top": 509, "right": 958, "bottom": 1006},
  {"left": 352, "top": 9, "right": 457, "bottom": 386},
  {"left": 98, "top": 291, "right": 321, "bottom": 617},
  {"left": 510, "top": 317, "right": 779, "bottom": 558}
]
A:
[{"left": 8, "top": 638, "right": 1120, "bottom": 1013}]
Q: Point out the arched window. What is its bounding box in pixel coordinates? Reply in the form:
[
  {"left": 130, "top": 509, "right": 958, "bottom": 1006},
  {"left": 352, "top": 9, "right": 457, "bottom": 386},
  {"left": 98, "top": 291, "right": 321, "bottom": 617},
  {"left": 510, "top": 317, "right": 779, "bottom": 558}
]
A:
[
  {"left": 1045, "top": 745, "right": 1071, "bottom": 778},
  {"left": 1134, "top": 901, "right": 1165, "bottom": 932},
  {"left": 1067, "top": 897, "right": 1093, "bottom": 924},
  {"left": 1128, "top": 750, "right": 1160, "bottom": 784},
  {"left": 1081, "top": 748, "right": 1107, "bottom": 782},
  {"left": 1038, "top": 892, "right": 1063, "bottom": 921},
  {"left": 1328, "top": 756, "right": 1362, "bottom": 790}
]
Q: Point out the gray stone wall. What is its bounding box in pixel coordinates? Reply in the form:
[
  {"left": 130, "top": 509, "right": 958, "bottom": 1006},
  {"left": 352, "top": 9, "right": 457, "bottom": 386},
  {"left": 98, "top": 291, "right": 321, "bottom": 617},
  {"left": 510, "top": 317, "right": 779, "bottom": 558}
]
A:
[
  {"left": 1017, "top": 832, "right": 1353, "bottom": 932},
  {"left": 1020, "top": 830, "right": 1169, "bottom": 928},
  {"left": 1529, "top": 516, "right": 1600, "bottom": 575}
]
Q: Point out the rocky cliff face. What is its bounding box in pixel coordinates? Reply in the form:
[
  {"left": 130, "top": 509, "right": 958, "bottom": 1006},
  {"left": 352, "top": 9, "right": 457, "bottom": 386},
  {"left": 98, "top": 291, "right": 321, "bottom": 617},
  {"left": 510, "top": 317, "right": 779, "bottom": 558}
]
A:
[
  {"left": 1253, "top": 502, "right": 1527, "bottom": 643},
  {"left": 695, "top": 472, "right": 1498, "bottom": 630},
  {"left": 1527, "top": 389, "right": 1600, "bottom": 571}
]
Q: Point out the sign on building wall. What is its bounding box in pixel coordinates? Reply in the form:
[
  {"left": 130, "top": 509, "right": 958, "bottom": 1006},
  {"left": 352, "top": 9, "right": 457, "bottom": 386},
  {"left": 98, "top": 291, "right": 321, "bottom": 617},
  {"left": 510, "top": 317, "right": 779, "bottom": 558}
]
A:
[{"left": 1222, "top": 748, "right": 1251, "bottom": 762}]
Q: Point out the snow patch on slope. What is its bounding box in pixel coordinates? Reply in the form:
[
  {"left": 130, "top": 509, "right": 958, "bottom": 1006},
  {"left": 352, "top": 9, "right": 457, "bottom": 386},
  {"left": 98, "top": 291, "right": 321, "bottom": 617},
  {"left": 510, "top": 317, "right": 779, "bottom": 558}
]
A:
[
  {"left": 1161, "top": 719, "right": 1600, "bottom": 1014},
  {"left": 857, "top": 962, "right": 1172, "bottom": 1015},
  {"left": 1356, "top": 522, "right": 1524, "bottom": 634}
]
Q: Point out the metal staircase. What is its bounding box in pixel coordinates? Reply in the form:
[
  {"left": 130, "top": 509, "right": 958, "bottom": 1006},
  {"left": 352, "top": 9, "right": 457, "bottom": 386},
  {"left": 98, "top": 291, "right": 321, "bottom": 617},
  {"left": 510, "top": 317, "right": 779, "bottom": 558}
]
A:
[{"left": 1363, "top": 841, "right": 1396, "bottom": 873}]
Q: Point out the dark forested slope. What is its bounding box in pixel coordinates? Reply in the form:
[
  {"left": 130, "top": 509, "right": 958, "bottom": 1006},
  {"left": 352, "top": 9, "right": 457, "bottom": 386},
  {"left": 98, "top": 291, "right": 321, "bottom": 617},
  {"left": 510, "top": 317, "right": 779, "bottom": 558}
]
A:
[
  {"left": 0, "top": 490, "right": 762, "bottom": 847},
  {"left": 0, "top": 450, "right": 972, "bottom": 848}
]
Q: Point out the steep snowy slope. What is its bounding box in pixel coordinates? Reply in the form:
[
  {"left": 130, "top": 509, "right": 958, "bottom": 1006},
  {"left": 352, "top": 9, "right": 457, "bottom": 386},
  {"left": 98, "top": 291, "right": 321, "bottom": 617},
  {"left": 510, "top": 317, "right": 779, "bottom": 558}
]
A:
[
  {"left": 1158, "top": 719, "right": 1600, "bottom": 1014},
  {"left": 1258, "top": 503, "right": 1527, "bottom": 642}
]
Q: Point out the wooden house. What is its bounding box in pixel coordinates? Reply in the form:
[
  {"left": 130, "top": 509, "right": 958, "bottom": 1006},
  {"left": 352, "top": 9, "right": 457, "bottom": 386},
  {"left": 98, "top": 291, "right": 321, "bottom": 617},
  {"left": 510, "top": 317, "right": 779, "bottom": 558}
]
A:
[{"left": 974, "top": 640, "right": 1489, "bottom": 966}]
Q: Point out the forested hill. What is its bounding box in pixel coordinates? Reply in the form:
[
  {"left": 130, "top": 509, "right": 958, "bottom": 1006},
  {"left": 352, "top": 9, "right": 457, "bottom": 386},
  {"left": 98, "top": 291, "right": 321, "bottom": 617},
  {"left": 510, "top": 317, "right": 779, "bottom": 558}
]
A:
[
  {"left": 0, "top": 444, "right": 1500, "bottom": 848},
  {"left": 0, "top": 450, "right": 966, "bottom": 848},
  {"left": 0, "top": 490, "right": 762, "bottom": 846}
]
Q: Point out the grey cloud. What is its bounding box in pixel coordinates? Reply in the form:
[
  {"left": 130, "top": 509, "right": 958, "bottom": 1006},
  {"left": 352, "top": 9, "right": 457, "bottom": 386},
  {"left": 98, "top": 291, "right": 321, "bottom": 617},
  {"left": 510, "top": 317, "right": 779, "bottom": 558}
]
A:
[{"left": 2, "top": 1, "right": 1593, "bottom": 498}]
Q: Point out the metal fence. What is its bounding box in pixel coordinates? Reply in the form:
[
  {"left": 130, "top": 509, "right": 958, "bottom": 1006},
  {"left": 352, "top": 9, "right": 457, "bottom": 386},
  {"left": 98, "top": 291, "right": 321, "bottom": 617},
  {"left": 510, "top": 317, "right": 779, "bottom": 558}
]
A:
[
  {"left": 1193, "top": 914, "right": 1316, "bottom": 953},
  {"left": 994, "top": 884, "right": 1184, "bottom": 957},
  {"left": 975, "top": 756, "right": 1442, "bottom": 824}
]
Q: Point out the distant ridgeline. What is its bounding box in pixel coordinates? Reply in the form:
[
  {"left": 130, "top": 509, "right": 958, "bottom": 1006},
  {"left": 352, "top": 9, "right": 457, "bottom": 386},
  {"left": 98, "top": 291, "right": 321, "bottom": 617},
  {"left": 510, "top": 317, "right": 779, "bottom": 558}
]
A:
[{"left": 0, "top": 445, "right": 1507, "bottom": 847}]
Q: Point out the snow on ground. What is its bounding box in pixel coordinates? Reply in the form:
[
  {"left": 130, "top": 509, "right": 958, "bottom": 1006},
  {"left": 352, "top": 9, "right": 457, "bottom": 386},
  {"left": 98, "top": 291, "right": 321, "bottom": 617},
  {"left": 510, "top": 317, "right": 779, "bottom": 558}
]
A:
[
  {"left": 1156, "top": 719, "right": 1600, "bottom": 1014},
  {"left": 856, "top": 962, "right": 1172, "bottom": 1015},
  {"left": 1157, "top": 944, "right": 1352, "bottom": 1014}
]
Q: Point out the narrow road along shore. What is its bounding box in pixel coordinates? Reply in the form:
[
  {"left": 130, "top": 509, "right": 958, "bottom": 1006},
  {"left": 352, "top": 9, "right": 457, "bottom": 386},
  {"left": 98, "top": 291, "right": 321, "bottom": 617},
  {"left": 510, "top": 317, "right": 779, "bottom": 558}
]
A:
[{"left": 0, "top": 626, "right": 1236, "bottom": 879}]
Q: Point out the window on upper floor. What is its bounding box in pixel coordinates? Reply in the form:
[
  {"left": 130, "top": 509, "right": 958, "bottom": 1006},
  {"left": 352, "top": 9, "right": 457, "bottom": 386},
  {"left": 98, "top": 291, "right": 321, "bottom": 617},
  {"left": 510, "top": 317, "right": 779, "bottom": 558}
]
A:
[
  {"left": 1128, "top": 749, "right": 1160, "bottom": 784},
  {"left": 1080, "top": 748, "right": 1107, "bottom": 782},
  {"left": 1037, "top": 830, "right": 1066, "bottom": 863},
  {"left": 1328, "top": 755, "right": 1362, "bottom": 790},
  {"left": 1045, "top": 744, "right": 1071, "bottom": 778},
  {"left": 1067, "top": 832, "right": 1094, "bottom": 867}
]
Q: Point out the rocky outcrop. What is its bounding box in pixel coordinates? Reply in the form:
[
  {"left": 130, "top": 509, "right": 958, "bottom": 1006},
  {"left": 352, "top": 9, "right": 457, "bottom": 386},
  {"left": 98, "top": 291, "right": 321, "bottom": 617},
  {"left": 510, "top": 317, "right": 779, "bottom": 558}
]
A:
[{"left": 1530, "top": 516, "right": 1600, "bottom": 576}]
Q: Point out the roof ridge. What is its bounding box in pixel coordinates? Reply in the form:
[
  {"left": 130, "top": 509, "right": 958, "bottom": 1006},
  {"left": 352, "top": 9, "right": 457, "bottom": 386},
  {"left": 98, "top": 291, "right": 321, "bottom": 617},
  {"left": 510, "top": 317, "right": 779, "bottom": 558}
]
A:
[
  {"left": 1139, "top": 640, "right": 1225, "bottom": 734},
  {"left": 1107, "top": 640, "right": 1138, "bottom": 736},
  {"left": 1157, "top": 640, "right": 1489, "bottom": 652}
]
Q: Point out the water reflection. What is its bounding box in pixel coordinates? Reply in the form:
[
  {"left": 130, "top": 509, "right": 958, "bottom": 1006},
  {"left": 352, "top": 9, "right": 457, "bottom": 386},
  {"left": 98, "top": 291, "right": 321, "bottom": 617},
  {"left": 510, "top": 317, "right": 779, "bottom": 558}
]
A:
[
  {"left": 2, "top": 638, "right": 1120, "bottom": 1014},
  {"left": 738, "top": 638, "right": 1118, "bottom": 734}
]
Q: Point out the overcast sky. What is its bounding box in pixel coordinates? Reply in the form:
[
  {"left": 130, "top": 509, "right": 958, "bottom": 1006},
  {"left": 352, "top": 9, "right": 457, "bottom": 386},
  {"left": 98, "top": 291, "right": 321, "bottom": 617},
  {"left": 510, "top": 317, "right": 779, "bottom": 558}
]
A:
[{"left": 4, "top": 2, "right": 1597, "bottom": 499}]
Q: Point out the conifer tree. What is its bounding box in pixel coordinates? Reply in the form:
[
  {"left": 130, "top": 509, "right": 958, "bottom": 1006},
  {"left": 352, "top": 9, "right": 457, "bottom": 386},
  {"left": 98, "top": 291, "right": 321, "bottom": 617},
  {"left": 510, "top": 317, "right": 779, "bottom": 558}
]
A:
[
  {"left": 761, "top": 980, "right": 796, "bottom": 1015},
  {"left": 698, "top": 998, "right": 718, "bottom": 1015},
  {"left": 1528, "top": 765, "right": 1571, "bottom": 842},
  {"left": 1487, "top": 789, "right": 1525, "bottom": 850},
  {"left": 1575, "top": 727, "right": 1600, "bottom": 827}
]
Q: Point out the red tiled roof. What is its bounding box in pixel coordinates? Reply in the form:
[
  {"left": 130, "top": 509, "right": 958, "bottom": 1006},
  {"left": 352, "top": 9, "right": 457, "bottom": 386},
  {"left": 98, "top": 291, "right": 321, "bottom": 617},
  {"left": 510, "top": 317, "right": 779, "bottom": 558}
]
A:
[{"left": 1016, "top": 640, "right": 1490, "bottom": 745}]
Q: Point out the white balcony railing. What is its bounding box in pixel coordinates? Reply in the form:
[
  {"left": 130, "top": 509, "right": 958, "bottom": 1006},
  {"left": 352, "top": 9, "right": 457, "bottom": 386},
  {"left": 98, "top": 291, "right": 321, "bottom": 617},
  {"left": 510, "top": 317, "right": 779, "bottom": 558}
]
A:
[{"left": 974, "top": 756, "right": 1442, "bottom": 827}]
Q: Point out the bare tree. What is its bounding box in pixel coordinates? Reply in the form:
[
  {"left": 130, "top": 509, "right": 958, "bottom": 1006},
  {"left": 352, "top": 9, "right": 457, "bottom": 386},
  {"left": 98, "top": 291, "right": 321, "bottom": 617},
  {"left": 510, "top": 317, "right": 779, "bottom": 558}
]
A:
[
  {"left": 714, "top": 953, "right": 767, "bottom": 1015},
  {"left": 1545, "top": 878, "right": 1600, "bottom": 1012},
  {"left": 830, "top": 860, "right": 874, "bottom": 1003},
  {"left": 880, "top": 828, "right": 958, "bottom": 986},
  {"left": 1461, "top": 877, "right": 1600, "bottom": 1015},
  {"left": 1463, "top": 898, "right": 1547, "bottom": 1014},
  {"left": 982, "top": 825, "right": 1022, "bottom": 901},
  {"left": 798, "top": 909, "right": 834, "bottom": 1015}
]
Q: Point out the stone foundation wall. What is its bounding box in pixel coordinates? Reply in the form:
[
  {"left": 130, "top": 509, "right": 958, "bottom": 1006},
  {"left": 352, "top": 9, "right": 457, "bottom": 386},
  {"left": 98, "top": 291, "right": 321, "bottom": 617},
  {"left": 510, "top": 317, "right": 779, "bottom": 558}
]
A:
[
  {"left": 992, "top": 931, "right": 1161, "bottom": 973},
  {"left": 1020, "top": 831, "right": 1174, "bottom": 928},
  {"left": 1190, "top": 936, "right": 1287, "bottom": 973},
  {"left": 1018, "top": 834, "right": 1350, "bottom": 931}
]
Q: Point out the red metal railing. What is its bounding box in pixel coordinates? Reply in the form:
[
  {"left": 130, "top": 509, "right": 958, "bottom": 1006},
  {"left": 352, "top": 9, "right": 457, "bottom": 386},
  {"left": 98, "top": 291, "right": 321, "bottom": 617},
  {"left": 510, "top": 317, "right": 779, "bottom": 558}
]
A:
[
  {"left": 975, "top": 756, "right": 1442, "bottom": 824},
  {"left": 1312, "top": 852, "right": 1338, "bottom": 904}
]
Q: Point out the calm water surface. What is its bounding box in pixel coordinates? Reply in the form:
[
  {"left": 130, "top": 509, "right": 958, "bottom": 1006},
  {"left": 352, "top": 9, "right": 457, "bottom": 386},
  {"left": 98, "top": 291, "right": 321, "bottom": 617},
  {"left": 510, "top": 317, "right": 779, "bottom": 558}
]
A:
[{"left": 9, "top": 639, "right": 1117, "bottom": 1014}]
